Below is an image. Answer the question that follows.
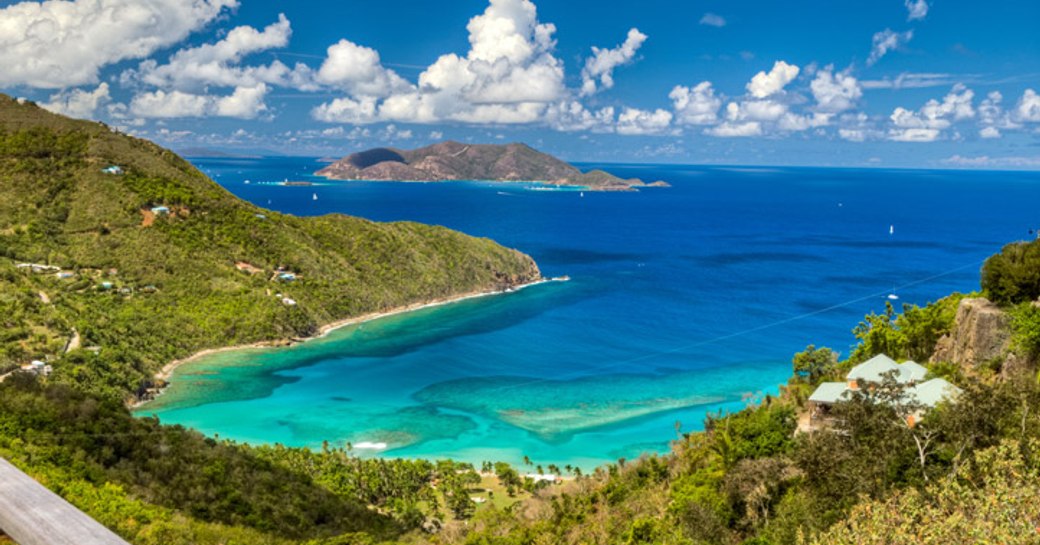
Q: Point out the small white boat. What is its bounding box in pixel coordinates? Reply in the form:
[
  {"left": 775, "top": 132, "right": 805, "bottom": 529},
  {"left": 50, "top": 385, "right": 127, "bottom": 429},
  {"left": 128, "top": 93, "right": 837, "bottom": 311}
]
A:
[
  {"left": 887, "top": 294, "right": 900, "bottom": 300},
  {"left": 580, "top": 192, "right": 585, "bottom": 197},
  {"left": 889, "top": 224, "right": 894, "bottom": 235},
  {"left": 312, "top": 193, "right": 318, "bottom": 201}
]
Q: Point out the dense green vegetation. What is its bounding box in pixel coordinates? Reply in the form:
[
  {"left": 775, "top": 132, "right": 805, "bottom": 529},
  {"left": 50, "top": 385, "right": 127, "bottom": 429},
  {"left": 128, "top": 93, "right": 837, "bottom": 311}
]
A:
[
  {"left": 0, "top": 375, "right": 391, "bottom": 543},
  {"left": 450, "top": 316, "right": 1040, "bottom": 545},
  {"left": 984, "top": 238, "right": 1040, "bottom": 370},
  {"left": 0, "top": 95, "right": 539, "bottom": 400},
  {"left": 848, "top": 295, "right": 964, "bottom": 365},
  {"left": 2, "top": 96, "right": 1040, "bottom": 544},
  {"left": 981, "top": 237, "right": 1040, "bottom": 305}
]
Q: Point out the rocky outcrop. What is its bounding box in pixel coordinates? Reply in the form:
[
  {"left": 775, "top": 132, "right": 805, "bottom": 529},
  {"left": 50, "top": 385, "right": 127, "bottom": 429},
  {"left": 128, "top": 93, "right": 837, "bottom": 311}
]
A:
[
  {"left": 492, "top": 250, "right": 542, "bottom": 290},
  {"left": 932, "top": 297, "right": 1012, "bottom": 369},
  {"left": 316, "top": 141, "right": 668, "bottom": 191}
]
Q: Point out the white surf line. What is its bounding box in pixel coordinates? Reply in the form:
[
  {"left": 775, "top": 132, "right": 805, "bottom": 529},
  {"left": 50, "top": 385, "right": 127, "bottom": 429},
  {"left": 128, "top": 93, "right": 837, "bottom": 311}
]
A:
[
  {"left": 486, "top": 258, "right": 988, "bottom": 394},
  {"left": 313, "top": 276, "right": 567, "bottom": 339}
]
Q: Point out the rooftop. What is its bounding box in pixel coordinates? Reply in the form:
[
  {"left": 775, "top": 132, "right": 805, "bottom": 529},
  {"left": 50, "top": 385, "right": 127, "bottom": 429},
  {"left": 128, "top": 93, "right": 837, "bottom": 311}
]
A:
[
  {"left": 907, "top": 377, "right": 962, "bottom": 408},
  {"left": 808, "top": 382, "right": 850, "bottom": 405},
  {"left": 847, "top": 354, "right": 927, "bottom": 384},
  {"left": 809, "top": 354, "right": 960, "bottom": 410}
]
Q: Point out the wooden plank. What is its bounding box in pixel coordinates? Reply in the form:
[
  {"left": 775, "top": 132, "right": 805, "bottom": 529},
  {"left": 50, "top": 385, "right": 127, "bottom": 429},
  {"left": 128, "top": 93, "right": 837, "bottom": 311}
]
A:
[{"left": 0, "top": 458, "right": 129, "bottom": 545}]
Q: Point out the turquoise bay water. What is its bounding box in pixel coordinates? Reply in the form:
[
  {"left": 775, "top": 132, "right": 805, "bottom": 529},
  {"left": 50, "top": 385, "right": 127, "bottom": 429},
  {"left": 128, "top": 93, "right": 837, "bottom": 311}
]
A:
[{"left": 138, "top": 160, "right": 1040, "bottom": 468}]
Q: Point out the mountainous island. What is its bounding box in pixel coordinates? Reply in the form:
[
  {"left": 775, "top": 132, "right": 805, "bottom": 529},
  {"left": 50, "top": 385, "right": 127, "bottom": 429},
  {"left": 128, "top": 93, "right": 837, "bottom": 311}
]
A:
[{"left": 316, "top": 141, "right": 670, "bottom": 191}]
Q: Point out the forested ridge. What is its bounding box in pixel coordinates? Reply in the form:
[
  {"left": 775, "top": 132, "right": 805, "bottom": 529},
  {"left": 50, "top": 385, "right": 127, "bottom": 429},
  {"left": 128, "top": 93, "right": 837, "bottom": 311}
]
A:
[{"left": 0, "top": 94, "right": 540, "bottom": 400}]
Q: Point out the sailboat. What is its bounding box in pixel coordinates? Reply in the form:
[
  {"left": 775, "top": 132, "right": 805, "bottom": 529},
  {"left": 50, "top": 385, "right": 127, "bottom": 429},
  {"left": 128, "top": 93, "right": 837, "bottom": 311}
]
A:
[
  {"left": 312, "top": 193, "right": 318, "bottom": 201},
  {"left": 887, "top": 224, "right": 898, "bottom": 299}
]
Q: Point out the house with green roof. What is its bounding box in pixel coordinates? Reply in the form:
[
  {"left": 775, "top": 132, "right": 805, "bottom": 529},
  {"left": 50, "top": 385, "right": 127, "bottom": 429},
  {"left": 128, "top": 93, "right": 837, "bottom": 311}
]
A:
[{"left": 806, "top": 354, "right": 961, "bottom": 430}]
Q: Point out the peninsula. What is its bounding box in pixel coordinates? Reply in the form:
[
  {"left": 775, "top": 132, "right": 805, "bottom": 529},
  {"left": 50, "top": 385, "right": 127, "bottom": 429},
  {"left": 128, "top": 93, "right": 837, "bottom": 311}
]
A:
[
  {"left": 0, "top": 94, "right": 541, "bottom": 400},
  {"left": 316, "top": 141, "right": 669, "bottom": 191}
]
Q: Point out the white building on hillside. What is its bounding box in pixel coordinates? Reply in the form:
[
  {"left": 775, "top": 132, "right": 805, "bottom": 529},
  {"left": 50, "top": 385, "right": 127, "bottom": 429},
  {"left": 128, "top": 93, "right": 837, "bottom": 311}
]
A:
[{"left": 807, "top": 354, "right": 961, "bottom": 429}]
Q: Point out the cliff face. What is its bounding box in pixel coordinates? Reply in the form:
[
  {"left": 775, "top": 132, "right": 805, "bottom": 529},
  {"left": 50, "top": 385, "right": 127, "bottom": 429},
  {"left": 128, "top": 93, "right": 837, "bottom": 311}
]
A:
[
  {"left": 932, "top": 298, "right": 1011, "bottom": 368},
  {"left": 316, "top": 141, "right": 668, "bottom": 191},
  {"left": 931, "top": 297, "right": 1037, "bottom": 375}
]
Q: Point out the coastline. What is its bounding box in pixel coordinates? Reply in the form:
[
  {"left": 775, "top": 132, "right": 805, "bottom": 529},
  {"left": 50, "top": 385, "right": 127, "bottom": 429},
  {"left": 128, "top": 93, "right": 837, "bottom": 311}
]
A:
[
  {"left": 137, "top": 276, "right": 565, "bottom": 408},
  {"left": 313, "top": 177, "right": 656, "bottom": 192}
]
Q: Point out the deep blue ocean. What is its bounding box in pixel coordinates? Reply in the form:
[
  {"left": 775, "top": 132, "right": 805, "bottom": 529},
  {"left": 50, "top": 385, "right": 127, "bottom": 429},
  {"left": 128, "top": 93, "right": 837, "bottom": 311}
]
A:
[{"left": 137, "top": 157, "right": 1040, "bottom": 468}]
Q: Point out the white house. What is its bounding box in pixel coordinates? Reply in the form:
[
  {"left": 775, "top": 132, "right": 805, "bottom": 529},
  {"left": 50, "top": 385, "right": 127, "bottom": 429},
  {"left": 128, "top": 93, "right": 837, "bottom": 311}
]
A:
[
  {"left": 22, "top": 360, "right": 53, "bottom": 377},
  {"left": 807, "top": 354, "right": 961, "bottom": 428}
]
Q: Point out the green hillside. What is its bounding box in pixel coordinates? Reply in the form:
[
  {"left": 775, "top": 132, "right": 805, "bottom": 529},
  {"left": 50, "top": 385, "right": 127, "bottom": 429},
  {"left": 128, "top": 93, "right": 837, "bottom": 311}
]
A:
[
  {"left": 0, "top": 94, "right": 540, "bottom": 399},
  {"left": 3, "top": 93, "right": 1040, "bottom": 545}
]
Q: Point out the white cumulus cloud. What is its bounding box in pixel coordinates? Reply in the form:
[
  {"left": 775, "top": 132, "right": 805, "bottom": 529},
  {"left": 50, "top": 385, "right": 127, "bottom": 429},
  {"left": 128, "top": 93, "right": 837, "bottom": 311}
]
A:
[
  {"left": 887, "top": 84, "right": 975, "bottom": 141},
  {"left": 125, "top": 14, "right": 314, "bottom": 92},
  {"left": 312, "top": 96, "right": 381, "bottom": 124},
  {"left": 726, "top": 99, "right": 788, "bottom": 122},
  {"left": 580, "top": 28, "right": 647, "bottom": 96},
  {"left": 979, "top": 126, "right": 1001, "bottom": 139},
  {"left": 129, "top": 84, "right": 270, "bottom": 119},
  {"left": 810, "top": 68, "right": 862, "bottom": 113},
  {"left": 1017, "top": 89, "right": 1040, "bottom": 122},
  {"left": 0, "top": 0, "right": 237, "bottom": 88},
  {"left": 670, "top": 82, "right": 722, "bottom": 125},
  {"left": 867, "top": 29, "right": 913, "bottom": 66},
  {"left": 313, "top": 0, "right": 566, "bottom": 125},
  {"left": 905, "top": 0, "right": 929, "bottom": 20},
  {"left": 746, "top": 61, "right": 800, "bottom": 98},
  {"left": 214, "top": 84, "right": 269, "bottom": 118},
  {"left": 977, "top": 91, "right": 1022, "bottom": 138},
  {"left": 546, "top": 101, "right": 615, "bottom": 132},
  {"left": 130, "top": 90, "right": 211, "bottom": 118},
  {"left": 41, "top": 82, "right": 111, "bottom": 119},
  {"left": 316, "top": 39, "right": 411, "bottom": 97},
  {"left": 616, "top": 107, "right": 673, "bottom": 135}
]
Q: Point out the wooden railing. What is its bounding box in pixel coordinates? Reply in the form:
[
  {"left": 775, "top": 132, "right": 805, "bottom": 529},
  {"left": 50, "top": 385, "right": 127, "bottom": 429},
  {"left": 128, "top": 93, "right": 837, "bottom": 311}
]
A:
[{"left": 0, "top": 458, "right": 129, "bottom": 545}]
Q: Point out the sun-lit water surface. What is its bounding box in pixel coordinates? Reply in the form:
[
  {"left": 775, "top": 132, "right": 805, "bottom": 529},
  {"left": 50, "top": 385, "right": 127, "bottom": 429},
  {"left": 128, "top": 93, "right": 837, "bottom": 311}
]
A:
[{"left": 136, "top": 159, "right": 1040, "bottom": 468}]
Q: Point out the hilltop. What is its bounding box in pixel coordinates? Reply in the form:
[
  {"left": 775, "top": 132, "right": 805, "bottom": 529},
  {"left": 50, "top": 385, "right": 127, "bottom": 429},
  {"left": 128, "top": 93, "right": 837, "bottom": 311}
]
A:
[
  {"left": 316, "top": 141, "right": 669, "bottom": 191},
  {"left": 0, "top": 95, "right": 540, "bottom": 399}
]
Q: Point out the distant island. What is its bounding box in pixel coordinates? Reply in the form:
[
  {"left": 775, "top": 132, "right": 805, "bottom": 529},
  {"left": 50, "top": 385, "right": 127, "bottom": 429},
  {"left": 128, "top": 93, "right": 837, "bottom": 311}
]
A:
[{"left": 316, "top": 141, "right": 670, "bottom": 191}]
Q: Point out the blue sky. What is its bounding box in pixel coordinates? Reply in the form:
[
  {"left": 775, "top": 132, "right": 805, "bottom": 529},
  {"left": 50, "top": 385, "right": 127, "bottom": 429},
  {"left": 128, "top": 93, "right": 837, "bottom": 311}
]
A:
[{"left": 1, "top": 0, "right": 1039, "bottom": 168}]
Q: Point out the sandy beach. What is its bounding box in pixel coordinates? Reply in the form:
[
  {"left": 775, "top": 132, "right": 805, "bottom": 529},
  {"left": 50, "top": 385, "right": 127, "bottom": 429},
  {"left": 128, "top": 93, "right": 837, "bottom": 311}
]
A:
[{"left": 141, "top": 277, "right": 563, "bottom": 405}]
